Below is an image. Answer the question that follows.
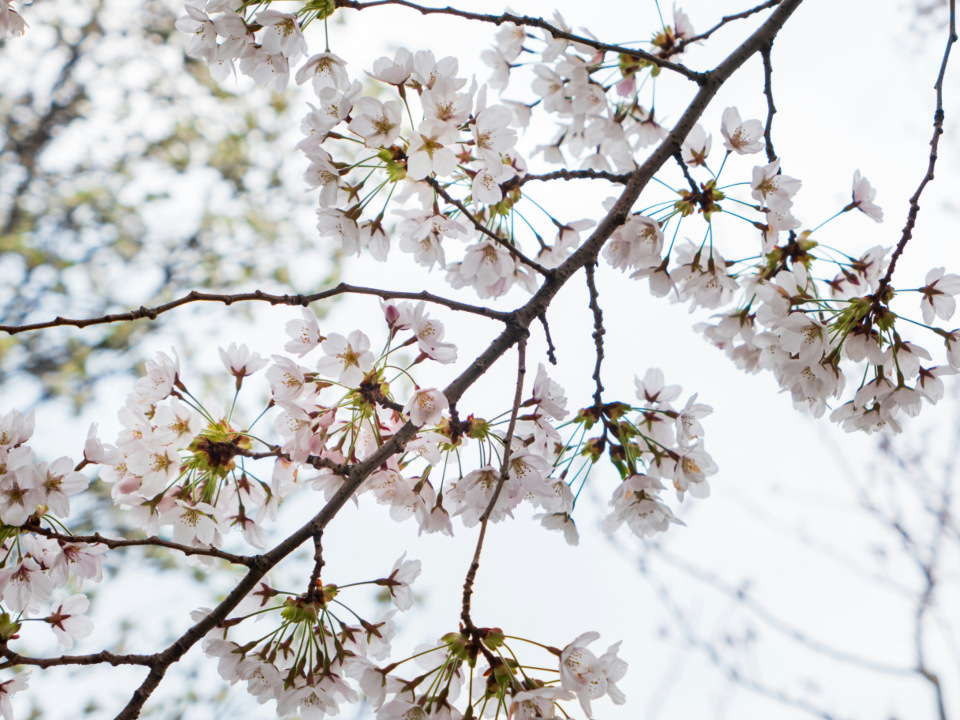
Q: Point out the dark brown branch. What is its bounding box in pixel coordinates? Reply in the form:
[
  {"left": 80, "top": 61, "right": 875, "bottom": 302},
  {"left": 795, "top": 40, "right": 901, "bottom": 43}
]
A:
[
  {"left": 461, "top": 336, "right": 527, "bottom": 631},
  {"left": 674, "top": 152, "right": 700, "bottom": 194},
  {"left": 306, "top": 530, "right": 325, "bottom": 602},
  {"left": 760, "top": 41, "right": 778, "bottom": 163},
  {"left": 876, "top": 0, "right": 957, "bottom": 295},
  {"left": 673, "top": 0, "right": 782, "bottom": 55},
  {"left": 584, "top": 262, "right": 606, "bottom": 412},
  {"left": 335, "top": 0, "right": 707, "bottom": 83},
  {"left": 0, "top": 283, "right": 512, "bottom": 336},
  {"left": 538, "top": 313, "right": 557, "bottom": 365},
  {"left": 516, "top": 169, "right": 631, "bottom": 187},
  {"left": 426, "top": 177, "right": 553, "bottom": 277},
  {"left": 238, "top": 446, "right": 350, "bottom": 476},
  {"left": 0, "top": 648, "right": 156, "bottom": 671},
  {"left": 25, "top": 524, "right": 254, "bottom": 567}
]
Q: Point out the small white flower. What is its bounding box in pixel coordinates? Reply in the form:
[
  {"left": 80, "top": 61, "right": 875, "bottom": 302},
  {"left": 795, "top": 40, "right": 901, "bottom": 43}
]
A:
[
  {"left": 284, "top": 307, "right": 323, "bottom": 358},
  {"left": 751, "top": 158, "right": 801, "bottom": 212},
  {"left": 920, "top": 267, "right": 960, "bottom": 324},
  {"left": 720, "top": 106, "right": 764, "bottom": 155},
  {"left": 847, "top": 170, "right": 883, "bottom": 222},
  {"left": 404, "top": 388, "right": 449, "bottom": 427},
  {"left": 46, "top": 593, "right": 94, "bottom": 650},
  {"left": 407, "top": 121, "right": 459, "bottom": 181},
  {"left": 316, "top": 331, "right": 375, "bottom": 387},
  {"left": 219, "top": 343, "right": 269, "bottom": 382},
  {"left": 378, "top": 553, "right": 422, "bottom": 611}
]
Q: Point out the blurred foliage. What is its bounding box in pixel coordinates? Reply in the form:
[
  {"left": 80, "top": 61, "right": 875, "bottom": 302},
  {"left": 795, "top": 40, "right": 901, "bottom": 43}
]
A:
[{"left": 0, "top": 0, "right": 338, "bottom": 410}]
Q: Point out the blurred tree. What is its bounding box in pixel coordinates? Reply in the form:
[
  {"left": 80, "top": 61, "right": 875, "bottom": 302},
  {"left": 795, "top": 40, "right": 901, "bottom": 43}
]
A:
[{"left": 0, "top": 0, "right": 336, "bottom": 409}]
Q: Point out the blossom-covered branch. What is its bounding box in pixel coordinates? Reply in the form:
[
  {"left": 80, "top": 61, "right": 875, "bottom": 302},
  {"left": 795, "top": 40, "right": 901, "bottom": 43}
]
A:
[
  {"left": 334, "top": 0, "right": 708, "bottom": 82},
  {"left": 24, "top": 524, "right": 254, "bottom": 567},
  {"left": 0, "top": 284, "right": 513, "bottom": 336}
]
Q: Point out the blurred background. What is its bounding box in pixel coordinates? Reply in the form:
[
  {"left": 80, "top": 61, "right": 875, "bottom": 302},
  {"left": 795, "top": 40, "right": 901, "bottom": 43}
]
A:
[{"left": 1, "top": 0, "right": 958, "bottom": 718}]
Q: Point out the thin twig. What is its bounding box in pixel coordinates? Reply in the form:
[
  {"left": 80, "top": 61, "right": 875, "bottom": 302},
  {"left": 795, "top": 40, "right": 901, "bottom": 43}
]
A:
[
  {"left": 674, "top": 152, "right": 700, "bottom": 193},
  {"left": 760, "top": 41, "right": 778, "bottom": 163},
  {"left": 515, "top": 169, "right": 631, "bottom": 187},
  {"left": 0, "top": 283, "right": 513, "bottom": 336},
  {"left": 426, "top": 177, "right": 553, "bottom": 277},
  {"left": 461, "top": 336, "right": 527, "bottom": 631},
  {"left": 584, "top": 262, "right": 606, "bottom": 413},
  {"left": 306, "top": 530, "right": 325, "bottom": 602},
  {"left": 673, "top": 1, "right": 781, "bottom": 55},
  {"left": 335, "top": 0, "right": 707, "bottom": 83},
  {"left": 538, "top": 313, "right": 557, "bottom": 365},
  {"left": 0, "top": 648, "right": 156, "bottom": 671},
  {"left": 237, "top": 447, "right": 349, "bottom": 476},
  {"left": 876, "top": 0, "right": 957, "bottom": 295},
  {"left": 24, "top": 524, "right": 254, "bottom": 567}
]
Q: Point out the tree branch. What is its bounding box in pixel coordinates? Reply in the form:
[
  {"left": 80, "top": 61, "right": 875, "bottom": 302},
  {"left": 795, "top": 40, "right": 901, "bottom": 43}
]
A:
[
  {"left": 584, "top": 262, "right": 606, "bottom": 412},
  {"left": 516, "top": 169, "right": 631, "bottom": 187},
  {"left": 305, "top": 530, "right": 325, "bottom": 602},
  {"left": 876, "top": 0, "right": 957, "bottom": 295},
  {"left": 538, "top": 313, "right": 557, "bottom": 365},
  {"left": 461, "top": 336, "right": 527, "bottom": 631},
  {"left": 672, "top": 1, "right": 782, "bottom": 55},
  {"left": 0, "top": 648, "right": 156, "bottom": 671},
  {"left": 760, "top": 41, "right": 778, "bottom": 163},
  {"left": 426, "top": 177, "right": 553, "bottom": 277},
  {"left": 0, "top": 283, "right": 512, "bottom": 337},
  {"left": 674, "top": 152, "right": 700, "bottom": 194},
  {"left": 24, "top": 524, "right": 254, "bottom": 567},
  {"left": 335, "top": 0, "right": 707, "bottom": 83}
]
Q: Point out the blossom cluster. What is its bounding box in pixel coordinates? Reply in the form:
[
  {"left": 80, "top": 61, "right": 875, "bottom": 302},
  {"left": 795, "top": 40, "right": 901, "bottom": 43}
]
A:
[
  {"left": 0, "top": 298, "right": 711, "bottom": 716},
  {"left": 173, "top": 2, "right": 960, "bottom": 435},
  {"left": 198, "top": 559, "right": 627, "bottom": 719},
  {"left": 0, "top": 409, "right": 107, "bottom": 717},
  {"left": 52, "top": 299, "right": 713, "bottom": 569}
]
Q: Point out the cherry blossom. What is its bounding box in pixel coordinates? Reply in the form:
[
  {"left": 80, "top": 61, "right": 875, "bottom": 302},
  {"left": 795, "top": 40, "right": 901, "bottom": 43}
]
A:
[
  {"left": 407, "top": 121, "right": 460, "bottom": 181},
  {"left": 45, "top": 593, "right": 95, "bottom": 650},
  {"left": 751, "top": 159, "right": 801, "bottom": 212},
  {"left": 348, "top": 97, "right": 403, "bottom": 148},
  {"left": 404, "top": 388, "right": 449, "bottom": 427},
  {"left": 316, "top": 331, "right": 375, "bottom": 387},
  {"left": 379, "top": 554, "right": 422, "bottom": 611},
  {"left": 411, "top": 303, "right": 457, "bottom": 364},
  {"left": 219, "top": 343, "right": 269, "bottom": 384},
  {"left": 0, "top": 671, "right": 30, "bottom": 720},
  {"left": 255, "top": 10, "right": 307, "bottom": 62},
  {"left": 720, "top": 106, "right": 764, "bottom": 154},
  {"left": 284, "top": 307, "right": 323, "bottom": 358},
  {"left": 847, "top": 169, "right": 884, "bottom": 222},
  {"left": 919, "top": 267, "right": 960, "bottom": 324},
  {"left": 295, "top": 52, "right": 350, "bottom": 93},
  {"left": 0, "top": 0, "right": 26, "bottom": 39},
  {"left": 33, "top": 458, "right": 88, "bottom": 517}
]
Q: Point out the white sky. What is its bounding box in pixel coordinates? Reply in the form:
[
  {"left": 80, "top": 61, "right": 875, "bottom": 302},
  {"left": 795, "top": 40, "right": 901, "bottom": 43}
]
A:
[{"left": 12, "top": 0, "right": 960, "bottom": 718}]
